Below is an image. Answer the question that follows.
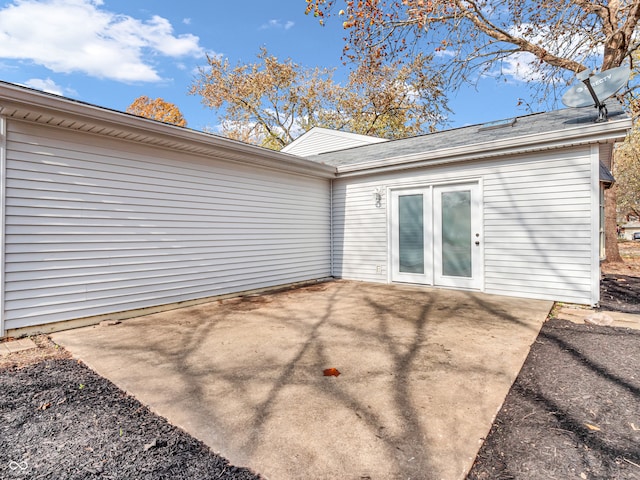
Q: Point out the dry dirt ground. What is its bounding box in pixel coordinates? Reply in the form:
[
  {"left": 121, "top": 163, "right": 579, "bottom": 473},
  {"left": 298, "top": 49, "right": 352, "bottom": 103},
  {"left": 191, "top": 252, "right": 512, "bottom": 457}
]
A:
[
  {"left": 601, "top": 241, "right": 640, "bottom": 277},
  {"left": 2, "top": 243, "right": 640, "bottom": 479}
]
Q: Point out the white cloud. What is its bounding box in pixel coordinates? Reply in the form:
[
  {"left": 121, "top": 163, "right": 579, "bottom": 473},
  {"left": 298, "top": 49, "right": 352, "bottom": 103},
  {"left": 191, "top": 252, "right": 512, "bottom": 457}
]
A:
[
  {"left": 24, "top": 77, "right": 65, "bottom": 95},
  {"left": 183, "top": 18, "right": 191, "bottom": 25},
  {"left": 259, "top": 19, "right": 295, "bottom": 30},
  {"left": 0, "top": 0, "right": 204, "bottom": 82},
  {"left": 493, "top": 24, "right": 602, "bottom": 83},
  {"left": 499, "top": 51, "right": 546, "bottom": 82}
]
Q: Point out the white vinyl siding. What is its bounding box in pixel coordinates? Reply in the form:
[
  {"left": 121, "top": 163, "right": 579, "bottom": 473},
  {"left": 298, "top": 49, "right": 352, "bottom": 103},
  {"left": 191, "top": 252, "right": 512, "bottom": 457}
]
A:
[
  {"left": 333, "top": 148, "right": 597, "bottom": 304},
  {"left": 283, "top": 128, "right": 387, "bottom": 157},
  {"left": 332, "top": 180, "right": 388, "bottom": 282},
  {"left": 482, "top": 152, "right": 593, "bottom": 303},
  {"left": 4, "top": 121, "right": 330, "bottom": 330}
]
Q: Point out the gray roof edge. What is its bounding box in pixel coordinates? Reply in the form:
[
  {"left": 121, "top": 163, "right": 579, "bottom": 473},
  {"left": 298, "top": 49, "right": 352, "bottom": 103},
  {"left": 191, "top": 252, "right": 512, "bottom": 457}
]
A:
[
  {"left": 334, "top": 115, "right": 631, "bottom": 176},
  {"left": 599, "top": 162, "right": 615, "bottom": 185}
]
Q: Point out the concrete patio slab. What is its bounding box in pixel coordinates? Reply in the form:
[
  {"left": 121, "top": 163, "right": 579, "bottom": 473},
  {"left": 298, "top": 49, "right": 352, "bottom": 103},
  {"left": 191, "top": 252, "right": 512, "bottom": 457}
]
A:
[
  {"left": 52, "top": 280, "right": 552, "bottom": 480},
  {"left": 557, "top": 306, "right": 640, "bottom": 330},
  {"left": 0, "top": 337, "right": 37, "bottom": 356}
]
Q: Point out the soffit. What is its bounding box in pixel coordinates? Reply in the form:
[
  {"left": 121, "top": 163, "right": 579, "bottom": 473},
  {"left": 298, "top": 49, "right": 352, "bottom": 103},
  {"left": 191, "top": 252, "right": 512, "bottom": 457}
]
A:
[{"left": 0, "top": 84, "right": 336, "bottom": 178}]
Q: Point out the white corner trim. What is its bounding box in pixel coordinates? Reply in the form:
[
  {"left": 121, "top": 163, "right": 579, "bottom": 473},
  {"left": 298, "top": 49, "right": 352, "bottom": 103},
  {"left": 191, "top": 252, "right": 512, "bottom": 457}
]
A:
[
  {"left": 590, "top": 144, "right": 601, "bottom": 307},
  {"left": 0, "top": 116, "right": 6, "bottom": 336},
  {"left": 329, "top": 179, "right": 334, "bottom": 278}
]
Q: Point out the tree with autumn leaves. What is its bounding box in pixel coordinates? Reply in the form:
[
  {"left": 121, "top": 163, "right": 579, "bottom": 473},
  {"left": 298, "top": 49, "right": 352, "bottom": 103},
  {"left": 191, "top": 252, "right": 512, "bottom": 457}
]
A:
[
  {"left": 306, "top": 0, "right": 640, "bottom": 97},
  {"left": 189, "top": 47, "right": 447, "bottom": 150},
  {"left": 306, "top": 0, "right": 640, "bottom": 262},
  {"left": 127, "top": 96, "right": 187, "bottom": 127},
  {"left": 615, "top": 133, "right": 640, "bottom": 221}
]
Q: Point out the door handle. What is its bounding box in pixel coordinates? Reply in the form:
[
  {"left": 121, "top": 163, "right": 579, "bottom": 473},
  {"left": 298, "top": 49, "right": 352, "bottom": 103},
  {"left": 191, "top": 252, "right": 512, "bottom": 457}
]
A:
[{"left": 475, "top": 241, "right": 480, "bottom": 246}]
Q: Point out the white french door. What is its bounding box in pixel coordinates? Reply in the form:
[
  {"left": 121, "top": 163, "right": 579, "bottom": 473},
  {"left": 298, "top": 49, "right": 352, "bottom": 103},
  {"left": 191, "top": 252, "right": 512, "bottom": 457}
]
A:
[
  {"left": 390, "top": 182, "right": 482, "bottom": 290},
  {"left": 390, "top": 188, "right": 433, "bottom": 284},
  {"left": 433, "top": 183, "right": 482, "bottom": 289}
]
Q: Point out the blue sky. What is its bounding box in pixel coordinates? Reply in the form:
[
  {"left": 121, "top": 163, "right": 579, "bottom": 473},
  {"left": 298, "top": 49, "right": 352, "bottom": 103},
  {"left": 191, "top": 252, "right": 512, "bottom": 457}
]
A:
[{"left": 0, "top": 0, "right": 542, "bottom": 133}]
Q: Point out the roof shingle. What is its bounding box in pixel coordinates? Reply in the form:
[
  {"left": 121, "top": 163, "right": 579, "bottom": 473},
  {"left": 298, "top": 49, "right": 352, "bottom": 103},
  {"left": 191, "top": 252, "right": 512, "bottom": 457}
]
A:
[{"left": 307, "top": 107, "right": 627, "bottom": 168}]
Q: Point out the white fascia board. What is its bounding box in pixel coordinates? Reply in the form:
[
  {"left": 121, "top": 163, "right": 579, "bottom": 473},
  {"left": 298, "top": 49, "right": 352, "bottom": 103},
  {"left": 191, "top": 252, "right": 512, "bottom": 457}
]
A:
[
  {"left": 335, "top": 117, "right": 631, "bottom": 178},
  {"left": 0, "top": 82, "right": 336, "bottom": 178}
]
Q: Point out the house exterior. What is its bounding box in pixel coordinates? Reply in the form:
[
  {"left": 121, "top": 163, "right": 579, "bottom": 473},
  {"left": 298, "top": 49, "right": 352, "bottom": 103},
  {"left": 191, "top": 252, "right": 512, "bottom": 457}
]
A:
[
  {"left": 620, "top": 221, "right": 640, "bottom": 240},
  {"left": 0, "top": 81, "right": 631, "bottom": 337},
  {"left": 303, "top": 109, "right": 626, "bottom": 306},
  {"left": 0, "top": 82, "right": 335, "bottom": 337}
]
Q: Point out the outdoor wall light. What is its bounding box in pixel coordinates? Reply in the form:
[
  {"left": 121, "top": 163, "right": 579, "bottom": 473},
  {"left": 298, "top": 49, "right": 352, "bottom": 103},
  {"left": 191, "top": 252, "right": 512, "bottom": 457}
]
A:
[{"left": 374, "top": 188, "right": 382, "bottom": 208}]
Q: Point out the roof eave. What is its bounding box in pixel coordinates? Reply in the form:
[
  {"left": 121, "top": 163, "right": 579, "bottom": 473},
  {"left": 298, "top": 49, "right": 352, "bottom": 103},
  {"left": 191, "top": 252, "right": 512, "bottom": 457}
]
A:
[
  {"left": 334, "top": 116, "right": 631, "bottom": 178},
  {"left": 0, "top": 82, "right": 337, "bottom": 179}
]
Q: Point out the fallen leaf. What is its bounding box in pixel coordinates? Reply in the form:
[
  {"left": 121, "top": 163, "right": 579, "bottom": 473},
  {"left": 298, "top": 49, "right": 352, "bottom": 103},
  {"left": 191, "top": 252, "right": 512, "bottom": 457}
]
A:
[
  {"left": 585, "top": 423, "right": 601, "bottom": 431},
  {"left": 144, "top": 439, "right": 158, "bottom": 451},
  {"left": 38, "top": 402, "right": 51, "bottom": 410},
  {"left": 323, "top": 368, "right": 340, "bottom": 377},
  {"left": 580, "top": 473, "right": 587, "bottom": 479},
  {"left": 631, "top": 423, "right": 639, "bottom": 431}
]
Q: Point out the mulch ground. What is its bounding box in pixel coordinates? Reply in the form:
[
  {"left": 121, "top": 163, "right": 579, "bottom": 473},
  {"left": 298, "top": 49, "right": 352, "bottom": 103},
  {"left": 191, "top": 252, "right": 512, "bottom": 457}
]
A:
[
  {"left": 0, "top": 342, "right": 261, "bottom": 479},
  {"left": 599, "top": 274, "right": 640, "bottom": 314},
  {"left": 2, "top": 246, "right": 640, "bottom": 479},
  {"left": 467, "top": 319, "right": 640, "bottom": 480},
  {"left": 468, "top": 250, "right": 640, "bottom": 480}
]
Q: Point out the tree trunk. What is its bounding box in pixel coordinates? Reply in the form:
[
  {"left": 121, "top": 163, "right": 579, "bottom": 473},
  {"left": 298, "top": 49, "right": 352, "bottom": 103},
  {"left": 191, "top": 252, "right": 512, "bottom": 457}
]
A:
[
  {"left": 599, "top": 33, "right": 630, "bottom": 264},
  {"left": 604, "top": 183, "right": 623, "bottom": 263},
  {"left": 601, "top": 147, "right": 623, "bottom": 263}
]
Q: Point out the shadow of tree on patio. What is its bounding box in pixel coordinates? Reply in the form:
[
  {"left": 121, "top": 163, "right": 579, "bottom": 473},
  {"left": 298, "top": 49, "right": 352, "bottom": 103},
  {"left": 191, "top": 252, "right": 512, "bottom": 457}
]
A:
[{"left": 60, "top": 280, "right": 550, "bottom": 479}]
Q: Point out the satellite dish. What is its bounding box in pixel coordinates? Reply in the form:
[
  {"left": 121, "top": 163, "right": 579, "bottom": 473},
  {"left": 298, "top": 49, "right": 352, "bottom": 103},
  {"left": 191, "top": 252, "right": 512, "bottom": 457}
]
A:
[{"left": 561, "top": 64, "right": 630, "bottom": 122}]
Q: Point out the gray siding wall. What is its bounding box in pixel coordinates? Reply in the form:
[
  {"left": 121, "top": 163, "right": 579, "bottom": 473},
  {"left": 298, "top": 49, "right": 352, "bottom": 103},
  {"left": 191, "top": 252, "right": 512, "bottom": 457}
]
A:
[
  {"left": 4, "top": 120, "right": 331, "bottom": 330},
  {"left": 332, "top": 147, "right": 597, "bottom": 304}
]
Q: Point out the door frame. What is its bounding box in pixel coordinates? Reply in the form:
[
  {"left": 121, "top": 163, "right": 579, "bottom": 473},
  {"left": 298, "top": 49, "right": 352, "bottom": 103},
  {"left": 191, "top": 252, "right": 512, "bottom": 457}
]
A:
[
  {"left": 433, "top": 182, "right": 483, "bottom": 290},
  {"left": 387, "top": 179, "right": 484, "bottom": 291},
  {"left": 389, "top": 187, "right": 433, "bottom": 285}
]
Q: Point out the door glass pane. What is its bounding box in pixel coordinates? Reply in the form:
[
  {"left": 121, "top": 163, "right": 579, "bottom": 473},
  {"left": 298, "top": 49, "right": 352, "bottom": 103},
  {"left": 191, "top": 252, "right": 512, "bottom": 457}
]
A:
[
  {"left": 441, "top": 191, "right": 471, "bottom": 277},
  {"left": 399, "top": 194, "right": 424, "bottom": 274}
]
